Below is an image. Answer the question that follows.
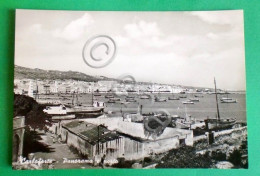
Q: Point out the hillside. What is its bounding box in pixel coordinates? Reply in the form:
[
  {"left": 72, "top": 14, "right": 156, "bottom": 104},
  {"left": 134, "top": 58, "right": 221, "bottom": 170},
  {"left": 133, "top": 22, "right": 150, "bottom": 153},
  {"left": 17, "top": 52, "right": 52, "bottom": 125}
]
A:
[
  {"left": 14, "top": 65, "right": 217, "bottom": 91},
  {"left": 14, "top": 65, "right": 113, "bottom": 82}
]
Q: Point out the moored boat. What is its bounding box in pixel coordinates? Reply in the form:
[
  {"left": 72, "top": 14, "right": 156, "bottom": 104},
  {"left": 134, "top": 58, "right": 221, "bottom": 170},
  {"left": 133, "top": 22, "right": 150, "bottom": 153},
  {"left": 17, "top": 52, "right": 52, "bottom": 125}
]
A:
[
  {"left": 179, "top": 95, "right": 187, "bottom": 98},
  {"left": 126, "top": 95, "right": 135, "bottom": 99},
  {"left": 105, "top": 94, "right": 114, "bottom": 98},
  {"left": 155, "top": 97, "right": 167, "bottom": 102},
  {"left": 125, "top": 98, "right": 137, "bottom": 102},
  {"left": 189, "top": 98, "right": 200, "bottom": 102},
  {"left": 182, "top": 100, "right": 194, "bottom": 104},
  {"left": 43, "top": 104, "right": 104, "bottom": 115},
  {"left": 140, "top": 95, "right": 150, "bottom": 99},
  {"left": 109, "top": 97, "right": 121, "bottom": 101},
  {"left": 204, "top": 78, "right": 236, "bottom": 130},
  {"left": 107, "top": 99, "right": 116, "bottom": 103},
  {"left": 172, "top": 105, "right": 204, "bottom": 129},
  {"left": 168, "top": 97, "right": 180, "bottom": 100},
  {"left": 43, "top": 105, "right": 67, "bottom": 115},
  {"left": 221, "top": 99, "right": 237, "bottom": 103},
  {"left": 205, "top": 118, "right": 236, "bottom": 129}
]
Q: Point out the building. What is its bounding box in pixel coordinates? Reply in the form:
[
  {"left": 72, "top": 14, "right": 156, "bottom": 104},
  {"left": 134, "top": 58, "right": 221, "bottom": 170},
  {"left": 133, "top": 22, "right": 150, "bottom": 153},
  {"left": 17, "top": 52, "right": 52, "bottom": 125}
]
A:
[
  {"left": 60, "top": 117, "right": 194, "bottom": 161},
  {"left": 43, "top": 85, "right": 51, "bottom": 94},
  {"left": 60, "top": 120, "right": 123, "bottom": 159},
  {"left": 83, "top": 117, "right": 193, "bottom": 160},
  {"left": 12, "top": 116, "right": 25, "bottom": 162}
]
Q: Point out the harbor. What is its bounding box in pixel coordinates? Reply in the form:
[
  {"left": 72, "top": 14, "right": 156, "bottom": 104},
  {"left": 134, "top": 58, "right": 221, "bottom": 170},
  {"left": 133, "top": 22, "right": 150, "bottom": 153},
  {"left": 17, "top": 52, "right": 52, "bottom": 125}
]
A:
[
  {"left": 12, "top": 10, "right": 247, "bottom": 170},
  {"left": 12, "top": 76, "right": 247, "bottom": 169}
]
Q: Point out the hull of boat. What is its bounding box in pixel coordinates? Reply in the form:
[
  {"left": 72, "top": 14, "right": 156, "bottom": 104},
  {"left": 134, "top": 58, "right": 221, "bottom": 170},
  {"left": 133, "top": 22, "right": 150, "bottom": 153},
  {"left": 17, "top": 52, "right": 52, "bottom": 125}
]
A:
[
  {"left": 105, "top": 95, "right": 114, "bottom": 98},
  {"left": 182, "top": 101, "right": 194, "bottom": 104},
  {"left": 168, "top": 97, "right": 179, "bottom": 100},
  {"left": 67, "top": 107, "right": 104, "bottom": 114},
  {"left": 189, "top": 99, "right": 199, "bottom": 102},
  {"left": 175, "top": 121, "right": 191, "bottom": 129},
  {"left": 206, "top": 119, "right": 236, "bottom": 130},
  {"left": 221, "top": 100, "right": 237, "bottom": 103}
]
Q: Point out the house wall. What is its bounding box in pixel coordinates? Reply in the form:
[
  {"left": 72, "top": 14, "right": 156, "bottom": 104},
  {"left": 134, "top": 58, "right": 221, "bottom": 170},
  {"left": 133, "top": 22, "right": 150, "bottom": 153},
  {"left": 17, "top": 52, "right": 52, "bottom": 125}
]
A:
[
  {"left": 13, "top": 116, "right": 25, "bottom": 162},
  {"left": 92, "top": 137, "right": 125, "bottom": 159},
  {"left": 123, "top": 137, "right": 144, "bottom": 160},
  {"left": 61, "top": 128, "right": 93, "bottom": 157},
  {"left": 60, "top": 124, "right": 194, "bottom": 161},
  {"left": 143, "top": 137, "right": 179, "bottom": 156}
]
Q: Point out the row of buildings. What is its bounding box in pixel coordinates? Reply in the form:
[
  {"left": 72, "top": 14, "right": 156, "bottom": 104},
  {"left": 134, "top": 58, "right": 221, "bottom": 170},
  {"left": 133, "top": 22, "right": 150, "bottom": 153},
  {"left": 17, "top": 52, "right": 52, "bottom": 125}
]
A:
[{"left": 14, "top": 78, "right": 199, "bottom": 98}]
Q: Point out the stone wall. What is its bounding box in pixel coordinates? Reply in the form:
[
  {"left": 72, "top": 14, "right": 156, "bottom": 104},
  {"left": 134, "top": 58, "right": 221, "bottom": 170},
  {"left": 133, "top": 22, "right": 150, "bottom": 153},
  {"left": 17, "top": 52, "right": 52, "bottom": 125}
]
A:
[{"left": 194, "top": 127, "right": 247, "bottom": 152}]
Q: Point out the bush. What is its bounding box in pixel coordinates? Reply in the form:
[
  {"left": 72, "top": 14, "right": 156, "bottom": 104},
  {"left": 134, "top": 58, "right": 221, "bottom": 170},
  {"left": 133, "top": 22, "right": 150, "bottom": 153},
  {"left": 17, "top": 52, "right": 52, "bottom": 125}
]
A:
[
  {"left": 228, "top": 149, "right": 242, "bottom": 166},
  {"left": 156, "top": 146, "right": 213, "bottom": 168}
]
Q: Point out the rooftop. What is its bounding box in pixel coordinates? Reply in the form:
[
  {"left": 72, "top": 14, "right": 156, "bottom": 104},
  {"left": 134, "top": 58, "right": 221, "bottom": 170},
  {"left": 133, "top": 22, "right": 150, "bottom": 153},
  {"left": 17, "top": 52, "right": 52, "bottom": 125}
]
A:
[
  {"left": 62, "top": 120, "right": 121, "bottom": 145},
  {"left": 82, "top": 116, "right": 192, "bottom": 141}
]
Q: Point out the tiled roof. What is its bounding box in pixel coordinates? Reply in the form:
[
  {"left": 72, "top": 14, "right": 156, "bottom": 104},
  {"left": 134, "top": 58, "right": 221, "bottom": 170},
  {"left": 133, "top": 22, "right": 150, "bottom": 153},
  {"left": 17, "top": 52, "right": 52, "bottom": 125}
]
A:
[{"left": 62, "top": 120, "right": 120, "bottom": 145}]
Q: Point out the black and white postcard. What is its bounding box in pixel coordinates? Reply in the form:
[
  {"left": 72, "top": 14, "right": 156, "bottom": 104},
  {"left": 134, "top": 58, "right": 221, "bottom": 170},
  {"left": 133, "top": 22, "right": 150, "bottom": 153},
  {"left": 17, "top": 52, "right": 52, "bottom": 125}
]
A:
[{"left": 13, "top": 9, "right": 247, "bottom": 169}]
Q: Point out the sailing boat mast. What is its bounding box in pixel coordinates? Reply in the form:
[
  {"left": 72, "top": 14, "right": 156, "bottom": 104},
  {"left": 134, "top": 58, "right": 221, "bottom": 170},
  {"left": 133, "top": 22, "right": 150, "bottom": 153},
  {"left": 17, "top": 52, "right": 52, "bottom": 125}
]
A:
[
  {"left": 214, "top": 77, "right": 220, "bottom": 121},
  {"left": 184, "top": 104, "right": 188, "bottom": 121}
]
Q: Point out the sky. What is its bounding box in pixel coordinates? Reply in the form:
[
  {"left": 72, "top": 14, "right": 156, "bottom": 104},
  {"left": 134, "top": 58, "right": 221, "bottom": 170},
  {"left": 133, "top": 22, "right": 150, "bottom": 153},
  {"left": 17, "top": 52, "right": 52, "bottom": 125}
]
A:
[{"left": 15, "top": 10, "right": 246, "bottom": 90}]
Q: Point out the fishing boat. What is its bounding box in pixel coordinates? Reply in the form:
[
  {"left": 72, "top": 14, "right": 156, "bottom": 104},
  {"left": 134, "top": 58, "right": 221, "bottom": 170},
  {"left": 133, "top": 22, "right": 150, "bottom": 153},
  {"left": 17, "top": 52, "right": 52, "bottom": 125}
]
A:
[
  {"left": 221, "top": 99, "right": 237, "bottom": 103},
  {"left": 109, "top": 97, "right": 121, "bottom": 101},
  {"left": 220, "top": 96, "right": 237, "bottom": 103},
  {"left": 43, "top": 105, "right": 104, "bottom": 115},
  {"left": 93, "top": 93, "right": 102, "bottom": 96},
  {"left": 155, "top": 97, "right": 167, "bottom": 102},
  {"left": 105, "top": 94, "right": 114, "bottom": 98},
  {"left": 125, "top": 98, "right": 137, "bottom": 102},
  {"left": 204, "top": 78, "right": 236, "bottom": 130},
  {"left": 43, "top": 105, "right": 67, "bottom": 115},
  {"left": 194, "top": 94, "right": 204, "bottom": 98},
  {"left": 107, "top": 99, "right": 116, "bottom": 103},
  {"left": 126, "top": 95, "right": 135, "bottom": 99},
  {"left": 182, "top": 100, "right": 194, "bottom": 104},
  {"left": 66, "top": 106, "right": 104, "bottom": 114},
  {"left": 168, "top": 97, "right": 180, "bottom": 100},
  {"left": 179, "top": 95, "right": 187, "bottom": 98},
  {"left": 189, "top": 98, "right": 200, "bottom": 102},
  {"left": 172, "top": 105, "right": 204, "bottom": 129},
  {"left": 140, "top": 95, "right": 150, "bottom": 99},
  {"left": 220, "top": 97, "right": 232, "bottom": 100},
  {"left": 120, "top": 101, "right": 130, "bottom": 105}
]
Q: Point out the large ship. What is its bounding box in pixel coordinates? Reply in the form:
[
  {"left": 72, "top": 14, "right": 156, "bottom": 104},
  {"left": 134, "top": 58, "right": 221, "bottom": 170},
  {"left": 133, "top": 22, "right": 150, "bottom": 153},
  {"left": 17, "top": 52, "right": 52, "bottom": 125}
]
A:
[
  {"left": 43, "top": 92, "right": 104, "bottom": 116},
  {"left": 43, "top": 104, "right": 104, "bottom": 115},
  {"left": 204, "top": 78, "right": 236, "bottom": 130}
]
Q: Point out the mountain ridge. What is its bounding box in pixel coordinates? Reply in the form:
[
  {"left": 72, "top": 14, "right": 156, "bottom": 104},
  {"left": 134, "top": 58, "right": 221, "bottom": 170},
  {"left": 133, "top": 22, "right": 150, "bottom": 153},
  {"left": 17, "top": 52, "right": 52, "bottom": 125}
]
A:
[{"left": 14, "top": 65, "right": 114, "bottom": 82}]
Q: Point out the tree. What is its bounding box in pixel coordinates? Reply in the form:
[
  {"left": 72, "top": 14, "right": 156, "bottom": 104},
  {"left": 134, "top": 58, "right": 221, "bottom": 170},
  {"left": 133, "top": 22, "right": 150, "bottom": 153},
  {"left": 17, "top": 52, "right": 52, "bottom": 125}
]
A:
[
  {"left": 228, "top": 149, "right": 242, "bottom": 166},
  {"left": 13, "top": 94, "right": 51, "bottom": 130},
  {"left": 14, "top": 94, "right": 53, "bottom": 157}
]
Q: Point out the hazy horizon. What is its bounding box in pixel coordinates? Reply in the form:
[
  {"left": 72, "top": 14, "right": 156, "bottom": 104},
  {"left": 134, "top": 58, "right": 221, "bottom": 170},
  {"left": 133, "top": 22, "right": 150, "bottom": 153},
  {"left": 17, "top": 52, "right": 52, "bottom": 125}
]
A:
[{"left": 15, "top": 64, "right": 246, "bottom": 91}]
